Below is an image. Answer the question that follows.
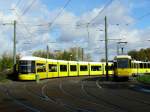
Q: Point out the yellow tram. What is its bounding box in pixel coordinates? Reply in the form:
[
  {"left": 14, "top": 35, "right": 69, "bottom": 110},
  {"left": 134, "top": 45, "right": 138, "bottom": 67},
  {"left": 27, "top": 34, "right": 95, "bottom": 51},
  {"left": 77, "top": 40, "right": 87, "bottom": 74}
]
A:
[
  {"left": 18, "top": 56, "right": 114, "bottom": 80},
  {"left": 114, "top": 55, "right": 150, "bottom": 77}
]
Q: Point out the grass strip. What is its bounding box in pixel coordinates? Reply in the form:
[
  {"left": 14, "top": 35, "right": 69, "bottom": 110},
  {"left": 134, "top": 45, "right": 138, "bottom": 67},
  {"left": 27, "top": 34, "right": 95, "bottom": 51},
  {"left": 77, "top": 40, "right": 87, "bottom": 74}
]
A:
[{"left": 137, "top": 74, "right": 150, "bottom": 84}]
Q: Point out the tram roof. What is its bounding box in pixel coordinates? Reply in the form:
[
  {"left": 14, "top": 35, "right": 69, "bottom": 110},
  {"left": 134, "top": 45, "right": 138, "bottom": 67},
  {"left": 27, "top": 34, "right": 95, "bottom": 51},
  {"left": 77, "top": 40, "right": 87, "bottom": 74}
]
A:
[
  {"left": 20, "top": 56, "right": 57, "bottom": 62},
  {"left": 20, "top": 56, "right": 46, "bottom": 61},
  {"left": 115, "top": 55, "right": 132, "bottom": 59}
]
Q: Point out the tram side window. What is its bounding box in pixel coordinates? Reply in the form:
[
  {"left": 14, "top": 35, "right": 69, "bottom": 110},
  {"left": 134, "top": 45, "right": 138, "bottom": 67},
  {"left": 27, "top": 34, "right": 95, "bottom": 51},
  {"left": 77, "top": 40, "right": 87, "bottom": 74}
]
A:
[
  {"left": 91, "top": 66, "right": 101, "bottom": 71},
  {"left": 70, "top": 65, "right": 77, "bottom": 71},
  {"left": 49, "top": 64, "right": 57, "bottom": 72},
  {"left": 148, "top": 63, "right": 150, "bottom": 68},
  {"left": 140, "top": 63, "right": 143, "bottom": 68},
  {"left": 80, "top": 65, "right": 88, "bottom": 71},
  {"left": 60, "top": 65, "right": 67, "bottom": 72},
  {"left": 37, "top": 63, "right": 46, "bottom": 72},
  {"left": 144, "top": 63, "right": 147, "bottom": 68},
  {"left": 107, "top": 65, "right": 113, "bottom": 70}
]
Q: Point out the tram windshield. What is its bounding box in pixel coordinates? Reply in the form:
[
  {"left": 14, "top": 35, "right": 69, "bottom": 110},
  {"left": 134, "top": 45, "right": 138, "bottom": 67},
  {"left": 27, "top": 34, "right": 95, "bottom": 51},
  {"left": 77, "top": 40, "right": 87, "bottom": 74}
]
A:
[
  {"left": 117, "top": 58, "right": 129, "bottom": 68},
  {"left": 19, "top": 61, "right": 35, "bottom": 73}
]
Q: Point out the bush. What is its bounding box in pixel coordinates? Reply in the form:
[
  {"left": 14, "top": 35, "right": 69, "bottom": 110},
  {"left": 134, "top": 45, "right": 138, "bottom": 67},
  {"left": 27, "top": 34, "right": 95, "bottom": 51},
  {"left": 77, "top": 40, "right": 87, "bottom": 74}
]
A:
[
  {"left": 0, "top": 69, "right": 13, "bottom": 81},
  {"left": 0, "top": 53, "right": 13, "bottom": 72}
]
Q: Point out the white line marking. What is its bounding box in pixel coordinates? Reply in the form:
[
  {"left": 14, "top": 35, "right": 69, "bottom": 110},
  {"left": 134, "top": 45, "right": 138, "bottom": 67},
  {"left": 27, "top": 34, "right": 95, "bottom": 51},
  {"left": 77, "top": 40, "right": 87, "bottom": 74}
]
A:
[{"left": 96, "top": 80, "right": 102, "bottom": 89}]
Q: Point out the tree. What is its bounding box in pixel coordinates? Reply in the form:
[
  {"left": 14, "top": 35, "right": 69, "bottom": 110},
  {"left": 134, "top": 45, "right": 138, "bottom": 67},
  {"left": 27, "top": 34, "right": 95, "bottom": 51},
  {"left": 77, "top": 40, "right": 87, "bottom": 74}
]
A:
[
  {"left": 128, "top": 48, "right": 150, "bottom": 61},
  {"left": 101, "top": 58, "right": 106, "bottom": 62},
  {"left": 32, "top": 50, "right": 54, "bottom": 59},
  {"left": 32, "top": 47, "right": 90, "bottom": 61},
  {"left": 0, "top": 53, "right": 13, "bottom": 71},
  {"left": 128, "top": 50, "right": 138, "bottom": 60}
]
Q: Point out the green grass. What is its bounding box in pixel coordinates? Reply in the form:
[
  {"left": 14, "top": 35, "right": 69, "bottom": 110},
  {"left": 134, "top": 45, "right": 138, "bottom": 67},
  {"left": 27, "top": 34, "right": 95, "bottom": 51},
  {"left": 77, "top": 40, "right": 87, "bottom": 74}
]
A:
[{"left": 137, "top": 74, "right": 150, "bottom": 84}]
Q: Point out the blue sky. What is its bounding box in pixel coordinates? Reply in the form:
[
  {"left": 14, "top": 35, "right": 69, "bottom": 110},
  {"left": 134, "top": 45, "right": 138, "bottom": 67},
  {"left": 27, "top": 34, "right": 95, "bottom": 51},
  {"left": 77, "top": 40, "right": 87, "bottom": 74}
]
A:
[
  {"left": 42, "top": 0, "right": 107, "bottom": 15},
  {"left": 0, "top": 0, "right": 150, "bottom": 60},
  {"left": 41, "top": 0, "right": 150, "bottom": 29}
]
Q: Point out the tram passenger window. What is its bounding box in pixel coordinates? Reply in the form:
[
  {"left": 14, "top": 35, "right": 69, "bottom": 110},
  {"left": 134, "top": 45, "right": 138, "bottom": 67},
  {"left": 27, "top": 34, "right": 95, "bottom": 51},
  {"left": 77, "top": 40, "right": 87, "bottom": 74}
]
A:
[
  {"left": 49, "top": 64, "right": 57, "bottom": 72},
  {"left": 140, "top": 63, "right": 143, "bottom": 68},
  {"left": 148, "top": 64, "right": 150, "bottom": 68},
  {"left": 60, "top": 65, "right": 67, "bottom": 71},
  {"left": 91, "top": 66, "right": 101, "bottom": 71},
  {"left": 37, "top": 63, "right": 46, "bottom": 72},
  {"left": 80, "top": 65, "right": 88, "bottom": 71},
  {"left": 144, "top": 63, "right": 147, "bottom": 68},
  {"left": 108, "top": 65, "right": 113, "bottom": 70},
  {"left": 70, "top": 65, "right": 77, "bottom": 71}
]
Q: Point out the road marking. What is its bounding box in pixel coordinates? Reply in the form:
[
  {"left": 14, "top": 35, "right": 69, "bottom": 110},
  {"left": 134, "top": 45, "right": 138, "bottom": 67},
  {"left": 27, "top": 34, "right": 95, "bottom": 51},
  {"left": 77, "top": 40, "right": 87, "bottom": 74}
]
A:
[
  {"left": 41, "top": 84, "right": 56, "bottom": 103},
  {"left": 96, "top": 80, "right": 102, "bottom": 89}
]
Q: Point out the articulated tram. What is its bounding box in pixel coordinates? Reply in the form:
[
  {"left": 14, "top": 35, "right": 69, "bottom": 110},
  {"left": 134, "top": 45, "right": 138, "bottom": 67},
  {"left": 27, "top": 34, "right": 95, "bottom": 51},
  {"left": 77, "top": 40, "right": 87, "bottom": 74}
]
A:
[
  {"left": 114, "top": 55, "right": 150, "bottom": 77},
  {"left": 18, "top": 56, "right": 114, "bottom": 80},
  {"left": 18, "top": 55, "right": 150, "bottom": 80}
]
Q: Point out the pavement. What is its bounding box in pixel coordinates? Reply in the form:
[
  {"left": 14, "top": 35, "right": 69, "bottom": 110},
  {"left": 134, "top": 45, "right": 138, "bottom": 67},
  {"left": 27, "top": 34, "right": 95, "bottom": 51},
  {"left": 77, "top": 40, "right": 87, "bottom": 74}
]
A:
[{"left": 0, "top": 76, "right": 150, "bottom": 112}]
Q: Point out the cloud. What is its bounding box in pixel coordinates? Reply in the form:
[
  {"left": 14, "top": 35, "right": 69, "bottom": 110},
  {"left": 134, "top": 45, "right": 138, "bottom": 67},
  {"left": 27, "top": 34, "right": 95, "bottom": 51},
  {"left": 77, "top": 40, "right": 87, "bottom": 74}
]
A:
[{"left": 0, "top": 0, "right": 149, "bottom": 61}]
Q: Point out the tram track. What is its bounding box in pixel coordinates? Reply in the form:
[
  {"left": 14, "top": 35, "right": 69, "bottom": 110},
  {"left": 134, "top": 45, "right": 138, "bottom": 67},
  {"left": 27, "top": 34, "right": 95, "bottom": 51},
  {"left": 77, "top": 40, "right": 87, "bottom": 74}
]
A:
[
  {"left": 80, "top": 80, "right": 128, "bottom": 112},
  {"left": 82, "top": 78, "right": 150, "bottom": 112},
  {"left": 24, "top": 78, "right": 95, "bottom": 112},
  {"left": 0, "top": 76, "right": 150, "bottom": 112},
  {"left": 0, "top": 85, "right": 41, "bottom": 112},
  {"left": 3, "top": 80, "right": 71, "bottom": 112},
  {"left": 96, "top": 79, "right": 150, "bottom": 106},
  {"left": 59, "top": 81, "right": 103, "bottom": 112},
  {"left": 59, "top": 78, "right": 125, "bottom": 112},
  {"left": 23, "top": 81, "right": 71, "bottom": 112},
  {"left": 44, "top": 79, "right": 97, "bottom": 112}
]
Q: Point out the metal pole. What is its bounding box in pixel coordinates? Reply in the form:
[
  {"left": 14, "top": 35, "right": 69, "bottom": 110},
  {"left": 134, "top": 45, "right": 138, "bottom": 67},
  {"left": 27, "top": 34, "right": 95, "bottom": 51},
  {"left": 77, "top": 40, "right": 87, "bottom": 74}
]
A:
[
  {"left": 46, "top": 45, "right": 49, "bottom": 59},
  {"left": 77, "top": 47, "right": 79, "bottom": 61},
  {"left": 13, "top": 20, "right": 16, "bottom": 73},
  {"left": 87, "top": 23, "right": 90, "bottom": 61},
  {"left": 46, "top": 45, "right": 49, "bottom": 78},
  {"left": 104, "top": 16, "right": 109, "bottom": 81},
  {"left": 117, "top": 42, "right": 119, "bottom": 55},
  {"left": 82, "top": 48, "right": 84, "bottom": 61}
]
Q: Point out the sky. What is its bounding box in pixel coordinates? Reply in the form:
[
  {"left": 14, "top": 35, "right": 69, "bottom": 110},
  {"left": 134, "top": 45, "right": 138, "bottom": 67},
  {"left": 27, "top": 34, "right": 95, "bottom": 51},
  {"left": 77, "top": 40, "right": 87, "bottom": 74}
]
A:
[{"left": 0, "top": 0, "right": 150, "bottom": 61}]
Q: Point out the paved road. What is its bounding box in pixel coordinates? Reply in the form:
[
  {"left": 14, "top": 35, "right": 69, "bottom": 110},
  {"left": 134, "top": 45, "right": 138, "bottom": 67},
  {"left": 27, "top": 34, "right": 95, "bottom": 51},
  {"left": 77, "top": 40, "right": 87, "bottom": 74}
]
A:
[{"left": 0, "top": 76, "right": 150, "bottom": 112}]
